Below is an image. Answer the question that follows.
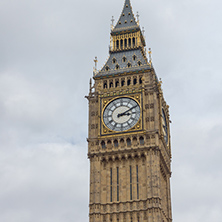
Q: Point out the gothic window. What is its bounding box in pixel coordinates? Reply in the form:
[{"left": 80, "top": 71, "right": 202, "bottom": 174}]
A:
[
  {"left": 101, "top": 141, "right": 106, "bottom": 149},
  {"left": 104, "top": 82, "right": 107, "bottom": 89},
  {"left": 127, "top": 62, "right": 132, "bottom": 68},
  {"left": 110, "top": 82, "right": 113, "bottom": 88},
  {"left": 116, "top": 40, "right": 119, "bottom": 49},
  {"left": 120, "top": 39, "right": 123, "bottom": 49},
  {"left": 112, "top": 58, "right": 116, "bottom": 64},
  {"left": 114, "top": 140, "right": 118, "bottom": 148},
  {"left": 121, "top": 79, "right": 125, "bottom": 86},
  {"left": 116, "top": 64, "right": 120, "bottom": 70},
  {"left": 136, "top": 165, "right": 139, "bottom": 199},
  {"left": 128, "top": 38, "right": 131, "bottom": 47},
  {"left": 126, "top": 138, "right": 131, "bottom": 147},
  {"left": 120, "top": 138, "right": 124, "bottom": 146},
  {"left": 139, "top": 136, "right": 144, "bottom": 145},
  {"left": 110, "top": 168, "right": 113, "bottom": 202},
  {"left": 133, "top": 37, "right": 136, "bottom": 47},
  {"left": 107, "top": 140, "right": 112, "bottom": 148},
  {"left": 117, "top": 167, "right": 119, "bottom": 201},
  {"left": 127, "top": 79, "right": 131, "bottom": 86},
  {"left": 133, "top": 77, "right": 137, "bottom": 85},
  {"left": 133, "top": 137, "right": 137, "bottom": 145},
  {"left": 115, "top": 80, "right": 119, "bottom": 87},
  {"left": 122, "top": 56, "right": 126, "bottom": 62},
  {"left": 138, "top": 61, "right": 142, "bottom": 66},
  {"left": 105, "top": 66, "right": 110, "bottom": 71},
  {"left": 139, "top": 77, "right": 142, "bottom": 84},
  {"left": 133, "top": 55, "right": 137, "bottom": 61},
  {"left": 130, "top": 165, "right": 132, "bottom": 200}
]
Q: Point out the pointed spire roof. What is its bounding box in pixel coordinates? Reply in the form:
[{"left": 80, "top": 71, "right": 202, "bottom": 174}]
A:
[{"left": 112, "top": 0, "right": 139, "bottom": 34}]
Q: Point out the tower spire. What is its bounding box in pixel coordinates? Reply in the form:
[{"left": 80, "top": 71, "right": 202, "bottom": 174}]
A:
[{"left": 112, "top": 0, "right": 139, "bottom": 33}]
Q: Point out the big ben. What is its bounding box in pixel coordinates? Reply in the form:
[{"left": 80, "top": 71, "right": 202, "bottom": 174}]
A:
[{"left": 86, "top": 0, "right": 172, "bottom": 222}]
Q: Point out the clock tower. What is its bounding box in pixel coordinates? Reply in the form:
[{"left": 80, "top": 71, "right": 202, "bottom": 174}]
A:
[{"left": 86, "top": 0, "right": 172, "bottom": 222}]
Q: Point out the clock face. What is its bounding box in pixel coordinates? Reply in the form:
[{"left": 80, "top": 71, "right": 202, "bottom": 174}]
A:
[
  {"left": 162, "top": 109, "right": 168, "bottom": 144},
  {"left": 103, "top": 97, "right": 141, "bottom": 132}
]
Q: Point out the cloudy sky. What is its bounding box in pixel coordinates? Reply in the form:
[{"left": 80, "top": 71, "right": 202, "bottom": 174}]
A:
[{"left": 0, "top": 0, "right": 222, "bottom": 221}]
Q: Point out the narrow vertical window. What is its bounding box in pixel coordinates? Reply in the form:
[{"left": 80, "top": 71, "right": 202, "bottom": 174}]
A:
[
  {"left": 130, "top": 166, "right": 132, "bottom": 200},
  {"left": 110, "top": 168, "right": 113, "bottom": 202},
  {"left": 136, "top": 165, "right": 139, "bottom": 199},
  {"left": 117, "top": 167, "right": 119, "bottom": 201}
]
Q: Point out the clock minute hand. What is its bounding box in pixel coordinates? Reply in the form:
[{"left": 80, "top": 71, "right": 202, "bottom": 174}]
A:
[{"left": 117, "top": 105, "right": 137, "bottom": 118}]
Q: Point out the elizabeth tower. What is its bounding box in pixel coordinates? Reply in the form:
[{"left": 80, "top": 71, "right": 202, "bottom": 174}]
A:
[{"left": 86, "top": 0, "right": 172, "bottom": 221}]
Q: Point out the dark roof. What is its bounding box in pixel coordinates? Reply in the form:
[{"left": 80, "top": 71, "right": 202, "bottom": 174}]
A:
[
  {"left": 112, "top": 0, "right": 139, "bottom": 34},
  {"left": 96, "top": 48, "right": 151, "bottom": 77}
]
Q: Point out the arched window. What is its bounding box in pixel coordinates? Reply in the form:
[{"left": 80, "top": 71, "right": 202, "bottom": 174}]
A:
[
  {"left": 128, "top": 38, "right": 131, "bottom": 47},
  {"left": 116, "top": 64, "right": 120, "bottom": 70},
  {"left": 116, "top": 40, "right": 119, "bottom": 49},
  {"left": 112, "top": 58, "right": 116, "bottom": 64},
  {"left": 104, "top": 82, "right": 107, "bottom": 89},
  {"left": 138, "top": 61, "right": 142, "bottom": 66},
  {"left": 126, "top": 138, "right": 131, "bottom": 147},
  {"left": 127, "top": 62, "right": 131, "bottom": 68},
  {"left": 107, "top": 140, "right": 112, "bottom": 149},
  {"left": 139, "top": 77, "right": 142, "bottom": 84},
  {"left": 127, "top": 79, "right": 131, "bottom": 86},
  {"left": 105, "top": 66, "right": 109, "bottom": 71},
  {"left": 133, "top": 137, "right": 137, "bottom": 145},
  {"left": 115, "top": 80, "right": 119, "bottom": 87},
  {"left": 110, "top": 82, "right": 113, "bottom": 88},
  {"left": 139, "top": 136, "right": 144, "bottom": 145},
  {"left": 133, "top": 55, "right": 137, "bottom": 61},
  {"left": 122, "top": 56, "right": 126, "bottom": 62},
  {"left": 121, "top": 79, "right": 125, "bottom": 86},
  {"left": 101, "top": 141, "right": 106, "bottom": 149},
  {"left": 114, "top": 140, "right": 118, "bottom": 148},
  {"left": 125, "top": 39, "right": 127, "bottom": 48},
  {"left": 133, "top": 78, "right": 137, "bottom": 85},
  {"left": 133, "top": 37, "right": 136, "bottom": 47},
  {"left": 120, "top": 138, "right": 124, "bottom": 146},
  {"left": 120, "top": 39, "right": 123, "bottom": 49}
]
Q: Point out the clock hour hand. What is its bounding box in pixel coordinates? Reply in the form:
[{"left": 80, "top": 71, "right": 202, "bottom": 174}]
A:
[{"left": 117, "top": 105, "right": 137, "bottom": 118}]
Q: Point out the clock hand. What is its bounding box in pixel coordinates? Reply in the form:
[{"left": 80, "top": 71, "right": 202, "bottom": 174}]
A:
[{"left": 117, "top": 105, "right": 137, "bottom": 118}]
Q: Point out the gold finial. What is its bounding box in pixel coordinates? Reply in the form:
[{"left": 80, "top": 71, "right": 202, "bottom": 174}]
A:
[{"left": 148, "top": 48, "right": 152, "bottom": 67}]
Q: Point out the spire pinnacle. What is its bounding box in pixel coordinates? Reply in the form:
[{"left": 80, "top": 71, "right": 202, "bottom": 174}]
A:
[{"left": 112, "top": 0, "right": 139, "bottom": 33}]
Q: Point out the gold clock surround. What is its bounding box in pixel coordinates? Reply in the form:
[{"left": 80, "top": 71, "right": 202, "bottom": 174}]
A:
[{"left": 100, "top": 93, "right": 143, "bottom": 136}]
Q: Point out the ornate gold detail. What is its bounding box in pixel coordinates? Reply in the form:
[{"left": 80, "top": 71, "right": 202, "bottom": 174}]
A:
[{"left": 100, "top": 93, "right": 143, "bottom": 136}]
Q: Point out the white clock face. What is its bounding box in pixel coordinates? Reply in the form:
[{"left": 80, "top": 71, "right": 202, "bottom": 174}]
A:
[{"left": 103, "top": 97, "right": 140, "bottom": 132}]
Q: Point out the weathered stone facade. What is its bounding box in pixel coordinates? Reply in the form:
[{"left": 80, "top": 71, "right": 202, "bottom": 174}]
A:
[{"left": 86, "top": 1, "right": 172, "bottom": 221}]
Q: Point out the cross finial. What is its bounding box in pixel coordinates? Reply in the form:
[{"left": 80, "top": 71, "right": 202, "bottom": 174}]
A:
[{"left": 136, "top": 11, "right": 140, "bottom": 25}]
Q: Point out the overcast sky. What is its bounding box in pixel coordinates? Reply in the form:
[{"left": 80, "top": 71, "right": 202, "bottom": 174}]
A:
[{"left": 0, "top": 0, "right": 222, "bottom": 221}]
